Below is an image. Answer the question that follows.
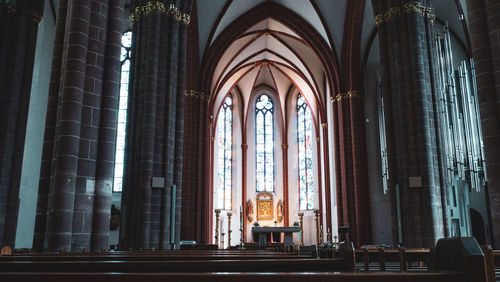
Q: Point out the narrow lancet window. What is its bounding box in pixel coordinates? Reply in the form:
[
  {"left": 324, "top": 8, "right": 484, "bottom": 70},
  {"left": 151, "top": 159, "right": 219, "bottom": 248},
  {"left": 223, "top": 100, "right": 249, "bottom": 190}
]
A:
[
  {"left": 255, "top": 94, "right": 274, "bottom": 192},
  {"left": 297, "top": 95, "right": 314, "bottom": 210},
  {"left": 113, "top": 31, "right": 132, "bottom": 192},
  {"left": 216, "top": 95, "right": 233, "bottom": 209}
]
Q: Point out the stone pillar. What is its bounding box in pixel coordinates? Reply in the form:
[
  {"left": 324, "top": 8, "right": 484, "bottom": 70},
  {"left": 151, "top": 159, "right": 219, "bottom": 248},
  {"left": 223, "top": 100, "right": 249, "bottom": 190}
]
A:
[
  {"left": 466, "top": 0, "right": 500, "bottom": 247},
  {"left": 91, "top": 2, "right": 124, "bottom": 251},
  {"left": 333, "top": 0, "right": 372, "bottom": 246},
  {"left": 0, "top": 0, "right": 44, "bottom": 247},
  {"left": 180, "top": 1, "right": 210, "bottom": 244},
  {"left": 371, "top": 0, "right": 445, "bottom": 247},
  {"left": 33, "top": 0, "right": 124, "bottom": 252},
  {"left": 120, "top": 0, "right": 193, "bottom": 250}
]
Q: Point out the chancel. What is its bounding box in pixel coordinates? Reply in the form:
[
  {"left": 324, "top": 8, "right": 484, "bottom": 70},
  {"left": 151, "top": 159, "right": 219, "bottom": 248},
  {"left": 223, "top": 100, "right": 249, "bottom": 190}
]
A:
[{"left": 0, "top": 0, "right": 500, "bottom": 281}]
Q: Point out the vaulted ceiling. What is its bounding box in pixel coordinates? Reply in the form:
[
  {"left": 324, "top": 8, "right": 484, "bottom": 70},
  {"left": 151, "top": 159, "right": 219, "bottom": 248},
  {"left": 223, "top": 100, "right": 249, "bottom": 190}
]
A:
[
  {"left": 210, "top": 17, "right": 325, "bottom": 118},
  {"left": 197, "top": 0, "right": 470, "bottom": 68},
  {"left": 198, "top": 0, "right": 471, "bottom": 114}
]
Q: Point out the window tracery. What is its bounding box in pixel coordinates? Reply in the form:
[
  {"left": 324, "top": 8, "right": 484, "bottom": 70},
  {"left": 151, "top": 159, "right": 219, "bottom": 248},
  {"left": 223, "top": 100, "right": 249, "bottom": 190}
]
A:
[
  {"left": 216, "top": 95, "right": 233, "bottom": 210},
  {"left": 297, "top": 95, "right": 314, "bottom": 210},
  {"left": 113, "top": 31, "right": 132, "bottom": 192},
  {"left": 255, "top": 94, "right": 274, "bottom": 192}
]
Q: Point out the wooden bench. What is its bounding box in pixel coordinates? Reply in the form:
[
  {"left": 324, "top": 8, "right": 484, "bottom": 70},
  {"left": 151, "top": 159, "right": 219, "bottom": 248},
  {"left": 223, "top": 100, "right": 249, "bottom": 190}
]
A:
[
  {"left": 0, "top": 249, "right": 308, "bottom": 261},
  {"left": 0, "top": 247, "right": 467, "bottom": 282},
  {"left": 0, "top": 258, "right": 345, "bottom": 273},
  {"left": 493, "top": 250, "right": 500, "bottom": 266},
  {"left": 355, "top": 248, "right": 430, "bottom": 272},
  {"left": 0, "top": 271, "right": 466, "bottom": 282}
]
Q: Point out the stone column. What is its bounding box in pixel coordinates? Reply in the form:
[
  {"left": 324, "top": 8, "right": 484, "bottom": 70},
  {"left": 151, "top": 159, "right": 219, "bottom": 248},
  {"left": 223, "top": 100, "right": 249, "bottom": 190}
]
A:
[
  {"left": 120, "top": 0, "right": 193, "bottom": 250},
  {"left": 33, "top": 0, "right": 124, "bottom": 252},
  {"left": 180, "top": 0, "right": 210, "bottom": 244},
  {"left": 466, "top": 0, "right": 500, "bottom": 247},
  {"left": 0, "top": 0, "right": 44, "bottom": 247},
  {"left": 371, "top": 0, "right": 446, "bottom": 247},
  {"left": 334, "top": 0, "right": 372, "bottom": 246}
]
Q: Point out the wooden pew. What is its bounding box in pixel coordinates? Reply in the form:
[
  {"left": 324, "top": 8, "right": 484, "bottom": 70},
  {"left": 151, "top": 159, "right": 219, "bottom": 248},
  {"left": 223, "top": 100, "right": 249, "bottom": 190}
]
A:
[
  {"left": 0, "top": 249, "right": 308, "bottom": 261},
  {"left": 493, "top": 250, "right": 500, "bottom": 266},
  {"left": 355, "top": 248, "right": 430, "bottom": 272},
  {"left": 0, "top": 258, "right": 345, "bottom": 273},
  {"left": 0, "top": 271, "right": 466, "bottom": 282},
  {"left": 0, "top": 246, "right": 467, "bottom": 282}
]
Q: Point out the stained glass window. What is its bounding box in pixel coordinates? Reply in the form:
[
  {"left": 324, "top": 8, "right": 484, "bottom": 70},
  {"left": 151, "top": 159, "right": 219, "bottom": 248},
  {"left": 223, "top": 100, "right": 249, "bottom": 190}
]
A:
[
  {"left": 216, "top": 95, "right": 233, "bottom": 210},
  {"left": 297, "top": 95, "right": 314, "bottom": 210},
  {"left": 255, "top": 94, "right": 274, "bottom": 192},
  {"left": 113, "top": 31, "right": 132, "bottom": 192}
]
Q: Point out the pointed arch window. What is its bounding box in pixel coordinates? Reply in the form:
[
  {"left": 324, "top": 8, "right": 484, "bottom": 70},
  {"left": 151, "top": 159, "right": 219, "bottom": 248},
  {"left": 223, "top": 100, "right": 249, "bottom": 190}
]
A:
[
  {"left": 113, "top": 31, "right": 132, "bottom": 192},
  {"left": 216, "top": 95, "right": 233, "bottom": 210},
  {"left": 255, "top": 94, "right": 274, "bottom": 192},
  {"left": 297, "top": 95, "right": 314, "bottom": 210}
]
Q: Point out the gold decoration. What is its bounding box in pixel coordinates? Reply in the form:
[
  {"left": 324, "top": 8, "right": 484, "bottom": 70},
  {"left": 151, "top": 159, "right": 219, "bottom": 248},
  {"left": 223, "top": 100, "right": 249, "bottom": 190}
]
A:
[
  {"left": 276, "top": 200, "right": 283, "bottom": 223},
  {"left": 314, "top": 209, "right": 321, "bottom": 245},
  {"left": 321, "top": 123, "right": 327, "bottom": 128},
  {"left": 375, "top": 2, "right": 435, "bottom": 27},
  {"left": 5, "top": 4, "right": 15, "bottom": 14},
  {"left": 256, "top": 191, "right": 273, "bottom": 221},
  {"left": 316, "top": 137, "right": 320, "bottom": 142},
  {"left": 130, "top": 1, "right": 191, "bottom": 24},
  {"left": 298, "top": 212, "right": 304, "bottom": 246},
  {"left": 241, "top": 144, "right": 248, "bottom": 150},
  {"left": 184, "top": 90, "right": 209, "bottom": 102},
  {"left": 332, "top": 90, "right": 365, "bottom": 103},
  {"left": 214, "top": 209, "right": 221, "bottom": 247},
  {"left": 246, "top": 199, "right": 254, "bottom": 222},
  {"left": 281, "top": 144, "right": 288, "bottom": 150},
  {"left": 384, "top": 7, "right": 401, "bottom": 22},
  {"left": 227, "top": 212, "right": 232, "bottom": 249},
  {"left": 29, "top": 11, "right": 43, "bottom": 23},
  {"left": 374, "top": 13, "right": 385, "bottom": 26}
]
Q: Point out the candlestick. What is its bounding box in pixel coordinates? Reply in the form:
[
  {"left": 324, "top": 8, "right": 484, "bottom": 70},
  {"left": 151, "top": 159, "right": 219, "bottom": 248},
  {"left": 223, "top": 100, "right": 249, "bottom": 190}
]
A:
[
  {"left": 314, "top": 209, "right": 320, "bottom": 246},
  {"left": 227, "top": 212, "right": 232, "bottom": 249},
  {"left": 215, "top": 209, "right": 221, "bottom": 248},
  {"left": 298, "top": 212, "right": 304, "bottom": 246},
  {"left": 240, "top": 207, "right": 244, "bottom": 249},
  {"left": 221, "top": 231, "right": 225, "bottom": 249},
  {"left": 320, "top": 225, "right": 324, "bottom": 244}
]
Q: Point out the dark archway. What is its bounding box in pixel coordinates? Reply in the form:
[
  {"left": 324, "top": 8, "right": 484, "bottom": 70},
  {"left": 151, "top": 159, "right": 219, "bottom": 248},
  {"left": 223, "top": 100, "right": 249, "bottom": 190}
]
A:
[{"left": 470, "top": 208, "right": 486, "bottom": 245}]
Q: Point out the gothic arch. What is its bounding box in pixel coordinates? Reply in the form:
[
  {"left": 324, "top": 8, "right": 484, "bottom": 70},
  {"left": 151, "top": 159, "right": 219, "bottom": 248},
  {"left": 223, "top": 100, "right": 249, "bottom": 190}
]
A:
[{"left": 203, "top": 2, "right": 339, "bottom": 244}]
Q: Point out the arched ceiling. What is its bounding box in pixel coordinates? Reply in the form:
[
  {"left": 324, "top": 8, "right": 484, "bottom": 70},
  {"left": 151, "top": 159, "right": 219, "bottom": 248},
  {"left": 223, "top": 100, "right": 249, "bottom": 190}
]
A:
[
  {"left": 210, "top": 17, "right": 325, "bottom": 121},
  {"left": 198, "top": 0, "right": 471, "bottom": 75},
  {"left": 197, "top": 0, "right": 341, "bottom": 63}
]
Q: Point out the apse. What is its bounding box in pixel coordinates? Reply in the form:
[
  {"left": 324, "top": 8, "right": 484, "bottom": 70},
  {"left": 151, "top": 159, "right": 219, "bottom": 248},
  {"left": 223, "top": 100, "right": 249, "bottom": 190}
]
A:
[{"left": 206, "top": 15, "right": 335, "bottom": 246}]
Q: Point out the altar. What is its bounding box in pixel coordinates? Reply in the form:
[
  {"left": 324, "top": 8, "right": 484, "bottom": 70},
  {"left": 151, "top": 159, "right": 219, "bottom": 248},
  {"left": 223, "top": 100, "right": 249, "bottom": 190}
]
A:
[{"left": 251, "top": 227, "right": 301, "bottom": 247}]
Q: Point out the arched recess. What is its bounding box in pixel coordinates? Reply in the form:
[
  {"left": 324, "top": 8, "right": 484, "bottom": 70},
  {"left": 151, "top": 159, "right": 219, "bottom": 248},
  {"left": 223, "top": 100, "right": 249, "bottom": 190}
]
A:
[
  {"left": 201, "top": 2, "right": 340, "bottom": 245},
  {"left": 470, "top": 208, "right": 486, "bottom": 245}
]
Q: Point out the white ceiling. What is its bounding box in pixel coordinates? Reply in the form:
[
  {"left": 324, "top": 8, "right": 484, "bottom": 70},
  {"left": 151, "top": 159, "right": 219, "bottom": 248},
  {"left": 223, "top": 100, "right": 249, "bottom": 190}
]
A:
[
  {"left": 197, "top": 0, "right": 338, "bottom": 63},
  {"left": 199, "top": 0, "right": 472, "bottom": 127},
  {"left": 209, "top": 17, "right": 325, "bottom": 126}
]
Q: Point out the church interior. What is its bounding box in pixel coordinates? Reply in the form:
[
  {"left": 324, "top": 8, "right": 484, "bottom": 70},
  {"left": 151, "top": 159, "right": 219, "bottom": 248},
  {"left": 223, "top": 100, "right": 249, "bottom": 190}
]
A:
[{"left": 1, "top": 0, "right": 500, "bottom": 281}]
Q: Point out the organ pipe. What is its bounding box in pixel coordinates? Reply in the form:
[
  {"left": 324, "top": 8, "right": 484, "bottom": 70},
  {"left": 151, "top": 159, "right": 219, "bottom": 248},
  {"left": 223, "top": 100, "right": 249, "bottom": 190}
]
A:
[{"left": 434, "top": 25, "right": 486, "bottom": 192}]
